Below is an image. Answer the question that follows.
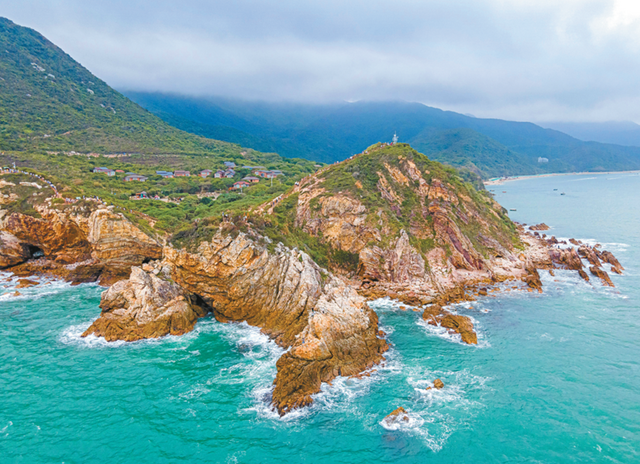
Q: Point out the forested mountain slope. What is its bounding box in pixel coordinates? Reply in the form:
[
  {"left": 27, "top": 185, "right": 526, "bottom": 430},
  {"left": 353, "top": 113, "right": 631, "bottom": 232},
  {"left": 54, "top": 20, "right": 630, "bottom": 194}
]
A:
[{"left": 127, "top": 93, "right": 640, "bottom": 177}]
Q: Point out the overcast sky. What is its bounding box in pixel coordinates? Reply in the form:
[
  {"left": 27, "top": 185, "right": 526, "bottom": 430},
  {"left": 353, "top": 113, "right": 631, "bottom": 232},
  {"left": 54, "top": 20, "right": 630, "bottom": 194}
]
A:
[{"left": 2, "top": 0, "right": 640, "bottom": 122}]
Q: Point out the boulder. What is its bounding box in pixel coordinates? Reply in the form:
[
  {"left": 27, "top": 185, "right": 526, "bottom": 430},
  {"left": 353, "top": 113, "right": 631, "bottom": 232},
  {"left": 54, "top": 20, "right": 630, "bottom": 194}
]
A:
[
  {"left": 428, "top": 313, "right": 478, "bottom": 344},
  {"left": 82, "top": 267, "right": 209, "bottom": 342},
  {"left": 383, "top": 407, "right": 410, "bottom": 425},
  {"left": 16, "top": 279, "right": 38, "bottom": 288},
  {"left": 524, "top": 267, "right": 543, "bottom": 292}
]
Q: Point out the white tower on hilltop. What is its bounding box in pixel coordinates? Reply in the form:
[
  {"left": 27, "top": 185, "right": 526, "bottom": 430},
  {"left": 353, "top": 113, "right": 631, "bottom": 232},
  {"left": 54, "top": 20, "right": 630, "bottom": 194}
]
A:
[{"left": 392, "top": 132, "right": 398, "bottom": 144}]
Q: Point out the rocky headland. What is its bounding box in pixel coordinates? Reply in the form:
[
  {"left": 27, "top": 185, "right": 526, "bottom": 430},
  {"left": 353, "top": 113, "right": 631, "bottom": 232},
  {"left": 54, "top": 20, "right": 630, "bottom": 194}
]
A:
[{"left": 0, "top": 143, "right": 624, "bottom": 415}]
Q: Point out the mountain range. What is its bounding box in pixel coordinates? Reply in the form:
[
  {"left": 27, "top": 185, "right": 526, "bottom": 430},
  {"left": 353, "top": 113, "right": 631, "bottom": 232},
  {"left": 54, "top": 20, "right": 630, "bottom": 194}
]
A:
[
  {"left": 125, "top": 92, "right": 640, "bottom": 178},
  {"left": 3, "top": 14, "right": 640, "bottom": 180}
]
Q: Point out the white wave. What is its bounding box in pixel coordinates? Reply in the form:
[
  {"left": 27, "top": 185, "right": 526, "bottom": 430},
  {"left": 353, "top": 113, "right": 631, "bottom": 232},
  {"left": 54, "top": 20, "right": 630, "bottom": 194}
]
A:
[
  {"left": 379, "top": 368, "right": 490, "bottom": 452},
  {"left": 416, "top": 314, "right": 490, "bottom": 348},
  {"left": 0, "top": 275, "right": 99, "bottom": 302},
  {"left": 59, "top": 321, "right": 129, "bottom": 348},
  {"left": 380, "top": 409, "right": 425, "bottom": 431},
  {"left": 59, "top": 316, "right": 219, "bottom": 349}
]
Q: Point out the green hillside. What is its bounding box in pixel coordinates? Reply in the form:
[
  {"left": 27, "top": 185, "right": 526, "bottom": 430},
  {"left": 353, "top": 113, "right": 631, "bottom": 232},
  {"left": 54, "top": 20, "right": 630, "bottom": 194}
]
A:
[
  {"left": 0, "top": 17, "right": 322, "bottom": 240},
  {"left": 0, "top": 17, "right": 235, "bottom": 155}
]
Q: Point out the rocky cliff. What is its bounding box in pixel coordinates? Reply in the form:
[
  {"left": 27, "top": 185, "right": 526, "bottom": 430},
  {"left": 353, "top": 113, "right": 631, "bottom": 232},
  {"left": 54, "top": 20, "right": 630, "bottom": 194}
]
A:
[
  {"left": 1, "top": 144, "right": 624, "bottom": 416},
  {"left": 85, "top": 229, "right": 388, "bottom": 415},
  {"left": 0, "top": 199, "right": 162, "bottom": 285}
]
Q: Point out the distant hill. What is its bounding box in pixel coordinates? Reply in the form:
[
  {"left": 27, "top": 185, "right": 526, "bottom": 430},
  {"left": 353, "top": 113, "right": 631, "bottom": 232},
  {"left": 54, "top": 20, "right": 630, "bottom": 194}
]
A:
[
  {"left": 539, "top": 121, "right": 640, "bottom": 147},
  {"left": 125, "top": 93, "right": 640, "bottom": 177},
  {"left": 0, "top": 17, "right": 236, "bottom": 155}
]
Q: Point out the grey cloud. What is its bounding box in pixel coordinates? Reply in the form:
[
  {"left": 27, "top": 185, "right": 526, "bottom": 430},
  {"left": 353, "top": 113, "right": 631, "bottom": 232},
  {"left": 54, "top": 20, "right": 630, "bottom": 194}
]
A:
[{"left": 1, "top": 0, "right": 639, "bottom": 122}]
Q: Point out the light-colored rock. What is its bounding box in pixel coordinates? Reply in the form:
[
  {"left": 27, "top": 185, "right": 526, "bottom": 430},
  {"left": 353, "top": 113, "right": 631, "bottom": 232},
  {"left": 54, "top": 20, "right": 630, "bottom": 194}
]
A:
[
  {"left": 82, "top": 267, "right": 208, "bottom": 342},
  {"left": 162, "top": 231, "right": 389, "bottom": 415}
]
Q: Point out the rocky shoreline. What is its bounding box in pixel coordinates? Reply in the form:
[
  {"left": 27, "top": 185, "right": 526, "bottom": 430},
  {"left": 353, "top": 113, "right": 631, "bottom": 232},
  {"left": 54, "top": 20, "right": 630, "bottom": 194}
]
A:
[
  {"left": 0, "top": 203, "right": 623, "bottom": 414},
  {"left": 0, "top": 147, "right": 625, "bottom": 416}
]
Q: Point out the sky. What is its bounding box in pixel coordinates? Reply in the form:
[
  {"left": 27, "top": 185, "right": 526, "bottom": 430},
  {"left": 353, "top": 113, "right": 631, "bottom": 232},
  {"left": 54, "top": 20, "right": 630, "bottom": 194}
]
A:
[{"left": 2, "top": 0, "right": 640, "bottom": 123}]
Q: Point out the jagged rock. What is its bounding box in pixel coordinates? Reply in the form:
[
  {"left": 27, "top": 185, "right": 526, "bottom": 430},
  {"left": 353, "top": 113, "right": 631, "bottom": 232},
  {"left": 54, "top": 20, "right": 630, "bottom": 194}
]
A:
[
  {"left": 358, "top": 230, "right": 426, "bottom": 283},
  {"left": 422, "top": 303, "right": 442, "bottom": 319},
  {"left": 578, "top": 269, "right": 590, "bottom": 281},
  {"left": 589, "top": 266, "right": 614, "bottom": 287},
  {"left": 524, "top": 267, "right": 543, "bottom": 292},
  {"left": 433, "top": 378, "right": 444, "bottom": 389},
  {"left": 428, "top": 313, "right": 478, "bottom": 344},
  {"left": 16, "top": 278, "right": 38, "bottom": 288},
  {"left": 529, "top": 223, "right": 550, "bottom": 231},
  {"left": 569, "top": 238, "right": 581, "bottom": 246},
  {"left": 549, "top": 247, "right": 583, "bottom": 271},
  {"left": 597, "top": 250, "right": 624, "bottom": 274},
  {"left": 82, "top": 267, "right": 209, "bottom": 342},
  {"left": 578, "top": 245, "right": 601, "bottom": 266},
  {"left": 383, "top": 407, "right": 410, "bottom": 424},
  {"left": 162, "top": 231, "right": 388, "bottom": 415},
  {"left": 12, "top": 291, "right": 21, "bottom": 297}
]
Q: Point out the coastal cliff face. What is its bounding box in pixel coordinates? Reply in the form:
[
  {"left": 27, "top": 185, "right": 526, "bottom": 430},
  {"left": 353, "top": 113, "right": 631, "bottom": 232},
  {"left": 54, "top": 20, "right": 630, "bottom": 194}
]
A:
[
  {"left": 0, "top": 202, "right": 162, "bottom": 284},
  {"left": 86, "top": 230, "right": 388, "bottom": 415},
  {"left": 291, "top": 144, "right": 521, "bottom": 299}
]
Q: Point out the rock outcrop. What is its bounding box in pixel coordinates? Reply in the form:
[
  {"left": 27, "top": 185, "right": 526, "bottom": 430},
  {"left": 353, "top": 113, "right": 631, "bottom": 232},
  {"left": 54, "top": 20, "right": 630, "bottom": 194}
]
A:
[
  {"left": 589, "top": 266, "right": 614, "bottom": 287},
  {"left": 529, "top": 223, "right": 550, "bottom": 231},
  {"left": 383, "top": 407, "right": 410, "bottom": 426},
  {"left": 82, "top": 266, "right": 208, "bottom": 341},
  {"left": 3, "top": 144, "right": 627, "bottom": 418},
  {"left": 90, "top": 230, "right": 389, "bottom": 415},
  {"left": 0, "top": 205, "right": 161, "bottom": 285}
]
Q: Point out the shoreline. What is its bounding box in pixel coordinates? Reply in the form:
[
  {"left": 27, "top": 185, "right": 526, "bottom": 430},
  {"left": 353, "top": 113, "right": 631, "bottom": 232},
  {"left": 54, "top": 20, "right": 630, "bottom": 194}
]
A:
[{"left": 484, "top": 170, "right": 640, "bottom": 186}]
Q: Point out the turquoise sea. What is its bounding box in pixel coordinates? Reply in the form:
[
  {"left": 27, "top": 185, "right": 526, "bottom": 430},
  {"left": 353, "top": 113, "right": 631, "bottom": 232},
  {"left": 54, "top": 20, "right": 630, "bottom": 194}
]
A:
[{"left": 2, "top": 173, "right": 640, "bottom": 463}]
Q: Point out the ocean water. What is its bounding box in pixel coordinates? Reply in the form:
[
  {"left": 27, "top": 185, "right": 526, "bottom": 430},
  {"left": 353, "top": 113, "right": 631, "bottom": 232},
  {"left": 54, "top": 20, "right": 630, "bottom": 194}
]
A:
[{"left": 2, "top": 172, "right": 640, "bottom": 463}]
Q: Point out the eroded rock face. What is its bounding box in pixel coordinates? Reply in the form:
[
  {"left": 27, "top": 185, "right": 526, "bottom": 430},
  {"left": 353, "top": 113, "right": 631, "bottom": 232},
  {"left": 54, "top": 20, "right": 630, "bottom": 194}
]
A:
[
  {"left": 162, "top": 231, "right": 388, "bottom": 415},
  {"left": 0, "top": 209, "right": 92, "bottom": 265},
  {"left": 87, "top": 209, "right": 162, "bottom": 277},
  {"left": 295, "top": 193, "right": 380, "bottom": 254},
  {"left": 0, "top": 229, "right": 29, "bottom": 268},
  {"left": 0, "top": 206, "right": 161, "bottom": 285},
  {"left": 82, "top": 267, "right": 208, "bottom": 342}
]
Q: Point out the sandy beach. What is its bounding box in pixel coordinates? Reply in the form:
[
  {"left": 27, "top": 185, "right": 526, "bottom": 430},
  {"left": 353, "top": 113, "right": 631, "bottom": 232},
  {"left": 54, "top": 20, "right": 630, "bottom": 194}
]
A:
[{"left": 484, "top": 170, "right": 640, "bottom": 186}]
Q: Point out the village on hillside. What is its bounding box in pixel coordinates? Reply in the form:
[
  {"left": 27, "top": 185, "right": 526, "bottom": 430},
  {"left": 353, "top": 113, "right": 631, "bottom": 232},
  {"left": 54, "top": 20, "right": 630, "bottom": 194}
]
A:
[{"left": 91, "top": 160, "right": 285, "bottom": 200}]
